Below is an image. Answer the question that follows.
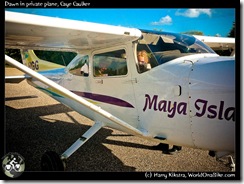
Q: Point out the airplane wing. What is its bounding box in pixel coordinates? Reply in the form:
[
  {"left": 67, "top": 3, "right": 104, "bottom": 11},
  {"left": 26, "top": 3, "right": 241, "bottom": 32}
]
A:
[
  {"left": 193, "top": 35, "right": 235, "bottom": 52},
  {"left": 5, "top": 11, "right": 142, "bottom": 52}
]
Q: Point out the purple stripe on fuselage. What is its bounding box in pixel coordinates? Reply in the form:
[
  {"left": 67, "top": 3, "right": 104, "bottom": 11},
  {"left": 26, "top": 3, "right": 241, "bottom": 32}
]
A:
[{"left": 71, "top": 91, "right": 134, "bottom": 108}]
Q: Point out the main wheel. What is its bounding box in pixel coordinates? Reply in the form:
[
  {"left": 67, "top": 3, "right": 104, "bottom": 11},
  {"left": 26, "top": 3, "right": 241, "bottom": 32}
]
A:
[{"left": 41, "top": 151, "right": 65, "bottom": 171}]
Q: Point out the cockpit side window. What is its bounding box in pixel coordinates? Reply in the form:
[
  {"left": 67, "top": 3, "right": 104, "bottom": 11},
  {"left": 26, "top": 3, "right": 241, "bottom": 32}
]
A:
[
  {"left": 136, "top": 44, "right": 159, "bottom": 73},
  {"left": 93, "top": 49, "right": 128, "bottom": 77},
  {"left": 68, "top": 55, "right": 89, "bottom": 76},
  {"left": 138, "top": 31, "right": 215, "bottom": 66}
]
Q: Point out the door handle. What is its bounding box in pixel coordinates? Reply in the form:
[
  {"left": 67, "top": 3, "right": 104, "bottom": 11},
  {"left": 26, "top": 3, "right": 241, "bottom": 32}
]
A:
[{"left": 95, "top": 79, "right": 103, "bottom": 84}]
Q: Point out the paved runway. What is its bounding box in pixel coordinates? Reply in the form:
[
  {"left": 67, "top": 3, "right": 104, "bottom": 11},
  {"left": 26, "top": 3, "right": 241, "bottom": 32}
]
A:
[{"left": 4, "top": 68, "right": 232, "bottom": 178}]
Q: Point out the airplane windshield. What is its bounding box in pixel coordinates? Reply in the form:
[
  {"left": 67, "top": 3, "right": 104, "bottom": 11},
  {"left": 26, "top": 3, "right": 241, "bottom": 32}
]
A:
[{"left": 139, "top": 30, "right": 215, "bottom": 65}]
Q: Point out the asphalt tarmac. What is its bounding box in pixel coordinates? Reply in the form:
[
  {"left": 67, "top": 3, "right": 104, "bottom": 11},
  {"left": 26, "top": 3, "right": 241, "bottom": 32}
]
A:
[{"left": 4, "top": 68, "right": 234, "bottom": 180}]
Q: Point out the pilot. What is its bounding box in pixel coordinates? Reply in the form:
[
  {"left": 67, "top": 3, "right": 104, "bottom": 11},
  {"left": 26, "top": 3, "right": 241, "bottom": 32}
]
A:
[{"left": 137, "top": 50, "right": 151, "bottom": 72}]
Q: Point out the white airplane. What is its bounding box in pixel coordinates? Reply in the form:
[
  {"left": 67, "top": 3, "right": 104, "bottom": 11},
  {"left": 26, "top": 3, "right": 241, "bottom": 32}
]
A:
[{"left": 5, "top": 11, "right": 236, "bottom": 171}]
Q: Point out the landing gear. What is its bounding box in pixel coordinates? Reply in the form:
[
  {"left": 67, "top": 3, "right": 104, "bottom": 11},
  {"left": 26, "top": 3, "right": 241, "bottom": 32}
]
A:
[
  {"left": 41, "top": 121, "right": 104, "bottom": 171},
  {"left": 153, "top": 143, "right": 182, "bottom": 155},
  {"left": 217, "top": 155, "right": 236, "bottom": 172},
  {"left": 209, "top": 150, "right": 235, "bottom": 172},
  {"left": 41, "top": 151, "right": 66, "bottom": 171},
  {"left": 227, "top": 155, "right": 235, "bottom": 172}
]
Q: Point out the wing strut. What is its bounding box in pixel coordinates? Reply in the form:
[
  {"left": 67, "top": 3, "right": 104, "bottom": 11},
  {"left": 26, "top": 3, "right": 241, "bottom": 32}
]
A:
[
  {"left": 6, "top": 55, "right": 150, "bottom": 170},
  {"left": 61, "top": 121, "right": 103, "bottom": 159}
]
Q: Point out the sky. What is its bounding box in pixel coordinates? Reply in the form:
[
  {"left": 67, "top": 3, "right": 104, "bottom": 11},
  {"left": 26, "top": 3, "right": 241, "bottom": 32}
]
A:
[{"left": 6, "top": 8, "right": 235, "bottom": 37}]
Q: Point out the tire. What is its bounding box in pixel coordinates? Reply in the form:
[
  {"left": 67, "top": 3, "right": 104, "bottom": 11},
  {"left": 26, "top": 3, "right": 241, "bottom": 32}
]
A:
[{"left": 41, "top": 151, "right": 65, "bottom": 171}]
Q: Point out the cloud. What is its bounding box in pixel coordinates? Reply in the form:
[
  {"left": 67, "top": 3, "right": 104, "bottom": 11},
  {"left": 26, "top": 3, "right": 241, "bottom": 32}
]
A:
[
  {"left": 176, "top": 9, "right": 212, "bottom": 18},
  {"left": 151, "top": 15, "right": 172, "bottom": 25}
]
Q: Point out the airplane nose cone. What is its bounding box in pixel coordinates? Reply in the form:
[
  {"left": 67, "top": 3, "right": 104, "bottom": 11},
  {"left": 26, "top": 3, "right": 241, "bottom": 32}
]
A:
[
  {"left": 188, "top": 56, "right": 235, "bottom": 152},
  {"left": 189, "top": 56, "right": 235, "bottom": 93}
]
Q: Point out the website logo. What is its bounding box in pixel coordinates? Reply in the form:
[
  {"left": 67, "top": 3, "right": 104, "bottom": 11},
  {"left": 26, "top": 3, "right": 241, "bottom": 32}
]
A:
[{"left": 2, "top": 152, "right": 25, "bottom": 178}]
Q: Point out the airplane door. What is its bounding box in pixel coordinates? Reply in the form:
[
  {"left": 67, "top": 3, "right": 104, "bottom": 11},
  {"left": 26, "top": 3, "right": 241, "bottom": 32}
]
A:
[
  {"left": 90, "top": 48, "right": 139, "bottom": 129},
  {"left": 130, "top": 43, "right": 195, "bottom": 147}
]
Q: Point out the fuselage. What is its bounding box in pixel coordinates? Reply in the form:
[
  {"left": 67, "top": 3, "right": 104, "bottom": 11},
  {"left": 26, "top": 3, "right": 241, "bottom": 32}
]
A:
[{"left": 27, "top": 31, "right": 235, "bottom": 154}]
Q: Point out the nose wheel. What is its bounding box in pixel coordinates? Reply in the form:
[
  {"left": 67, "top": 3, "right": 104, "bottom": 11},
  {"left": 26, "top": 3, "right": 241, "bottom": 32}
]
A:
[{"left": 41, "top": 151, "right": 66, "bottom": 171}]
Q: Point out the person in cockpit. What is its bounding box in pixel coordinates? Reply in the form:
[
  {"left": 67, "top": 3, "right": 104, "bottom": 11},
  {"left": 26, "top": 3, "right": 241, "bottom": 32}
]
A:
[
  {"left": 80, "top": 60, "right": 89, "bottom": 77},
  {"left": 137, "top": 50, "right": 151, "bottom": 73},
  {"left": 94, "top": 60, "right": 110, "bottom": 77}
]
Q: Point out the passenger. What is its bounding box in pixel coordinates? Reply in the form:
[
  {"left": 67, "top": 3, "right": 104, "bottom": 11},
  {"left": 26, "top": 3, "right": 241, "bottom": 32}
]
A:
[
  {"left": 137, "top": 50, "right": 151, "bottom": 72},
  {"left": 80, "top": 60, "right": 89, "bottom": 76},
  {"left": 95, "top": 60, "right": 109, "bottom": 77}
]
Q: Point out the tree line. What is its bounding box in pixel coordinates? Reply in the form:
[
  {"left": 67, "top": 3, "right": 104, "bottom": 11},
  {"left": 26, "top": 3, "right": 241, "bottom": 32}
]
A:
[{"left": 5, "top": 49, "right": 77, "bottom": 65}]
